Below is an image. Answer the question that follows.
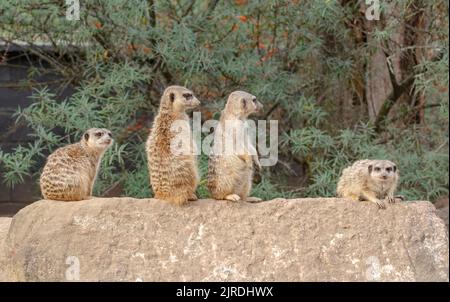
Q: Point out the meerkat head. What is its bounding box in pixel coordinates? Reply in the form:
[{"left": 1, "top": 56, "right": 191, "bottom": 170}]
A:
[
  {"left": 224, "top": 91, "right": 263, "bottom": 119},
  {"left": 368, "top": 160, "right": 397, "bottom": 183},
  {"left": 160, "top": 85, "right": 200, "bottom": 113},
  {"left": 82, "top": 128, "right": 113, "bottom": 152}
]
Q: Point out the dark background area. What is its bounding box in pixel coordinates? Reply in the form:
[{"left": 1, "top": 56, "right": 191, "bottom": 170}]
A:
[{"left": 0, "top": 46, "right": 74, "bottom": 216}]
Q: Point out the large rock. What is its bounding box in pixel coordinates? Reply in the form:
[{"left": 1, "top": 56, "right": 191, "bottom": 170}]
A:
[
  {"left": 0, "top": 217, "right": 12, "bottom": 281},
  {"left": 2, "top": 198, "right": 449, "bottom": 281}
]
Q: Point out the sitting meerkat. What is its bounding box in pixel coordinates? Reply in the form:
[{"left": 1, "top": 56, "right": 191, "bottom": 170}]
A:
[
  {"left": 336, "top": 159, "right": 402, "bottom": 209},
  {"left": 146, "top": 85, "right": 200, "bottom": 205},
  {"left": 40, "top": 128, "right": 113, "bottom": 201},
  {"left": 207, "top": 91, "right": 263, "bottom": 202}
]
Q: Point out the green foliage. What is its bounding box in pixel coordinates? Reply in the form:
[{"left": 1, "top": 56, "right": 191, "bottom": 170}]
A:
[{"left": 0, "top": 0, "right": 448, "bottom": 202}]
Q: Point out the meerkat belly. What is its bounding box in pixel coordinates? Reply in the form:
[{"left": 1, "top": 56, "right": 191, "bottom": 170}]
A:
[
  {"left": 376, "top": 184, "right": 390, "bottom": 199},
  {"left": 218, "top": 155, "right": 252, "bottom": 181}
]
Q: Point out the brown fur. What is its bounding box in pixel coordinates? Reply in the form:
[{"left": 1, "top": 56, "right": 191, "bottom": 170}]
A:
[
  {"left": 207, "top": 91, "right": 263, "bottom": 202},
  {"left": 146, "top": 85, "right": 200, "bottom": 205},
  {"left": 40, "top": 128, "right": 113, "bottom": 201}
]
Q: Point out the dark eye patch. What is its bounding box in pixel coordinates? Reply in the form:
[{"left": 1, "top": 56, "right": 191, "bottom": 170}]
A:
[
  {"left": 386, "top": 167, "right": 392, "bottom": 172},
  {"left": 95, "top": 132, "right": 103, "bottom": 138},
  {"left": 374, "top": 167, "right": 381, "bottom": 172},
  {"left": 183, "top": 93, "right": 193, "bottom": 100}
]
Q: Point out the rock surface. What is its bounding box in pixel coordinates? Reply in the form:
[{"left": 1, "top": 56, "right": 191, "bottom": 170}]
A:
[
  {"left": 435, "top": 197, "right": 449, "bottom": 231},
  {"left": 0, "top": 217, "right": 12, "bottom": 281},
  {"left": 2, "top": 198, "right": 449, "bottom": 281}
]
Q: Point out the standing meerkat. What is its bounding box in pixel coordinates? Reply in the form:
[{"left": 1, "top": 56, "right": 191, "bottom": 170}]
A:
[
  {"left": 40, "top": 128, "right": 113, "bottom": 201},
  {"left": 146, "top": 85, "right": 200, "bottom": 205},
  {"left": 336, "top": 159, "right": 401, "bottom": 209},
  {"left": 207, "top": 91, "right": 263, "bottom": 202}
]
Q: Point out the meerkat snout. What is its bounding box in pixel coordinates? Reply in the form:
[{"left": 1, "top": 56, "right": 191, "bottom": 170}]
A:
[
  {"left": 254, "top": 98, "right": 263, "bottom": 112},
  {"left": 183, "top": 92, "right": 201, "bottom": 108}
]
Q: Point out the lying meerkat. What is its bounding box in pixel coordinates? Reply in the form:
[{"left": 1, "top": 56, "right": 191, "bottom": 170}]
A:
[
  {"left": 207, "top": 91, "right": 263, "bottom": 202},
  {"left": 146, "top": 85, "right": 200, "bottom": 205},
  {"left": 336, "top": 159, "right": 402, "bottom": 209},
  {"left": 40, "top": 128, "right": 113, "bottom": 201}
]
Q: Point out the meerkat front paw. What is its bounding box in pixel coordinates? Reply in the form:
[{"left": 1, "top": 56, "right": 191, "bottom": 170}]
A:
[
  {"left": 246, "top": 196, "right": 262, "bottom": 203},
  {"left": 225, "top": 194, "right": 241, "bottom": 202},
  {"left": 386, "top": 195, "right": 396, "bottom": 204},
  {"left": 188, "top": 193, "right": 198, "bottom": 201},
  {"left": 374, "top": 199, "right": 386, "bottom": 209},
  {"left": 395, "top": 195, "right": 405, "bottom": 202}
]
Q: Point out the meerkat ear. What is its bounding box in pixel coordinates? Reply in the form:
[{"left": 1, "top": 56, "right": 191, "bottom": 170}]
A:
[
  {"left": 84, "top": 132, "right": 89, "bottom": 141},
  {"left": 368, "top": 164, "right": 373, "bottom": 174},
  {"left": 242, "top": 98, "right": 247, "bottom": 109},
  {"left": 169, "top": 93, "right": 175, "bottom": 102}
]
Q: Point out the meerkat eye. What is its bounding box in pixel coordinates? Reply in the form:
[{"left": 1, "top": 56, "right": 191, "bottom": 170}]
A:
[
  {"left": 374, "top": 167, "right": 381, "bottom": 172},
  {"left": 393, "top": 165, "right": 397, "bottom": 172},
  {"left": 108, "top": 132, "right": 112, "bottom": 138},
  {"left": 253, "top": 98, "right": 257, "bottom": 103},
  {"left": 183, "top": 93, "right": 193, "bottom": 100},
  {"left": 386, "top": 167, "right": 392, "bottom": 172},
  {"left": 95, "top": 132, "right": 103, "bottom": 138}
]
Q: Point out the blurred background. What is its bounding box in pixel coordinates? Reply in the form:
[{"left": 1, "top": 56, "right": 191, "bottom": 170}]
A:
[{"left": 0, "top": 0, "right": 448, "bottom": 217}]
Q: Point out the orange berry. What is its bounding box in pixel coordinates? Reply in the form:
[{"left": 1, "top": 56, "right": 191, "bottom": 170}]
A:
[
  {"left": 239, "top": 15, "right": 248, "bottom": 22},
  {"left": 234, "top": 0, "right": 247, "bottom": 5}
]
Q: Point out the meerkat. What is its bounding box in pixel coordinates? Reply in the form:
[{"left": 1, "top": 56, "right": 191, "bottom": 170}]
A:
[
  {"left": 207, "top": 91, "right": 263, "bottom": 202},
  {"left": 40, "top": 128, "right": 113, "bottom": 201},
  {"left": 336, "top": 159, "right": 402, "bottom": 209},
  {"left": 146, "top": 85, "right": 200, "bottom": 205}
]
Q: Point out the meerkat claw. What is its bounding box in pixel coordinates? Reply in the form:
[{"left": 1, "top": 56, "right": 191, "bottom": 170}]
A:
[
  {"left": 395, "top": 195, "right": 405, "bottom": 201},
  {"left": 376, "top": 200, "right": 386, "bottom": 209},
  {"left": 387, "top": 195, "right": 396, "bottom": 204},
  {"left": 188, "top": 194, "right": 198, "bottom": 201},
  {"left": 225, "top": 194, "right": 241, "bottom": 202},
  {"left": 246, "top": 197, "right": 263, "bottom": 203}
]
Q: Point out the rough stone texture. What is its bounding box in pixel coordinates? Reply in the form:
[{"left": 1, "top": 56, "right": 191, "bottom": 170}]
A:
[
  {"left": 2, "top": 198, "right": 449, "bottom": 282},
  {"left": 0, "top": 217, "right": 12, "bottom": 281},
  {"left": 435, "top": 197, "right": 449, "bottom": 231}
]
